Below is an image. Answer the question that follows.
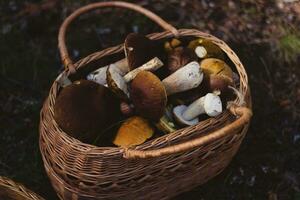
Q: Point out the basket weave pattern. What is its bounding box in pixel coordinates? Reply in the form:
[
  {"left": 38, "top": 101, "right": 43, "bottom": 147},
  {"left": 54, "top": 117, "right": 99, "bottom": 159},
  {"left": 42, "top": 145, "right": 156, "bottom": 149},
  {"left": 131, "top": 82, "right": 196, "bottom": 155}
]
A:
[
  {"left": 0, "top": 176, "right": 44, "bottom": 200},
  {"left": 39, "top": 2, "right": 252, "bottom": 200}
]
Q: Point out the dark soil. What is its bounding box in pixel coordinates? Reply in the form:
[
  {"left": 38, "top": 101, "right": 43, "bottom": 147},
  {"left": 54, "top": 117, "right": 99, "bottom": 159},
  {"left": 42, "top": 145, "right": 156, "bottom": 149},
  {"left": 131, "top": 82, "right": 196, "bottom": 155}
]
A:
[{"left": 0, "top": 0, "right": 299, "bottom": 199}]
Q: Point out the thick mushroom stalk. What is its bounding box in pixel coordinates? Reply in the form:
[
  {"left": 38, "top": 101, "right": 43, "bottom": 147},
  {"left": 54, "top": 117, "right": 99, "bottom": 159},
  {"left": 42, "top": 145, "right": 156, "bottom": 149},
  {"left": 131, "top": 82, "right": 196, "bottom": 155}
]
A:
[
  {"left": 123, "top": 57, "right": 163, "bottom": 82},
  {"left": 183, "top": 93, "right": 223, "bottom": 120},
  {"left": 87, "top": 58, "right": 129, "bottom": 86},
  {"left": 162, "top": 61, "right": 203, "bottom": 95}
]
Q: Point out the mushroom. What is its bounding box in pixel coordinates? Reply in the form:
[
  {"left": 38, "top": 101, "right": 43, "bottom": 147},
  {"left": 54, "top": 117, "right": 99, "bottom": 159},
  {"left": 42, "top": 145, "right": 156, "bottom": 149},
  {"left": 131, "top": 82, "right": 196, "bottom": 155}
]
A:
[
  {"left": 183, "top": 92, "right": 222, "bottom": 119},
  {"left": 167, "top": 47, "right": 197, "bottom": 73},
  {"left": 113, "top": 116, "right": 154, "bottom": 147},
  {"left": 54, "top": 80, "right": 121, "bottom": 143},
  {"left": 87, "top": 58, "right": 129, "bottom": 86},
  {"left": 200, "top": 58, "right": 234, "bottom": 99},
  {"left": 106, "top": 66, "right": 129, "bottom": 100},
  {"left": 124, "top": 33, "right": 163, "bottom": 70},
  {"left": 123, "top": 57, "right": 163, "bottom": 82},
  {"left": 173, "top": 92, "right": 222, "bottom": 126},
  {"left": 164, "top": 38, "right": 182, "bottom": 52},
  {"left": 200, "top": 58, "right": 233, "bottom": 78},
  {"left": 162, "top": 61, "right": 204, "bottom": 95},
  {"left": 130, "top": 71, "right": 167, "bottom": 121},
  {"left": 188, "top": 38, "right": 225, "bottom": 59}
]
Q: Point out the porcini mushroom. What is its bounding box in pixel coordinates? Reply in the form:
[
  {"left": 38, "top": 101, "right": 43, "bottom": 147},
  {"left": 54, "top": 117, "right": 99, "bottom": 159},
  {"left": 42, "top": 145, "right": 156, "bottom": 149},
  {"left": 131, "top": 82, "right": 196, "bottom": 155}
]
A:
[
  {"left": 123, "top": 57, "right": 163, "bottom": 82},
  {"left": 130, "top": 71, "right": 167, "bottom": 121},
  {"left": 106, "top": 66, "right": 129, "bottom": 100},
  {"left": 162, "top": 61, "right": 204, "bottom": 95},
  {"left": 167, "top": 47, "right": 197, "bottom": 73},
  {"left": 188, "top": 38, "right": 225, "bottom": 59},
  {"left": 124, "top": 33, "right": 163, "bottom": 70},
  {"left": 200, "top": 58, "right": 234, "bottom": 99},
  {"left": 113, "top": 116, "right": 154, "bottom": 147},
  {"left": 173, "top": 92, "right": 222, "bottom": 126},
  {"left": 183, "top": 92, "right": 222, "bottom": 119},
  {"left": 87, "top": 58, "right": 129, "bottom": 86},
  {"left": 200, "top": 58, "right": 233, "bottom": 78},
  {"left": 54, "top": 80, "right": 121, "bottom": 143}
]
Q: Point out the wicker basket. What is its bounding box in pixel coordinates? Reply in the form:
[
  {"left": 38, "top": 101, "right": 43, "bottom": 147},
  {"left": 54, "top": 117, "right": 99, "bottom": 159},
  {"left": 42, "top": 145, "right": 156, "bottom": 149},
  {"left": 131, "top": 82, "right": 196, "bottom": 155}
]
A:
[
  {"left": 0, "top": 176, "right": 44, "bottom": 200},
  {"left": 39, "top": 1, "right": 252, "bottom": 200}
]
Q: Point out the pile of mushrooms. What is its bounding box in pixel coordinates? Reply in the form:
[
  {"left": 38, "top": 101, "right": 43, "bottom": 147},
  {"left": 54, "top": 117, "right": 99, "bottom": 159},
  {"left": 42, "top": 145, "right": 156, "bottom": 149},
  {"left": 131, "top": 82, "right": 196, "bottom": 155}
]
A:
[{"left": 55, "top": 33, "right": 237, "bottom": 147}]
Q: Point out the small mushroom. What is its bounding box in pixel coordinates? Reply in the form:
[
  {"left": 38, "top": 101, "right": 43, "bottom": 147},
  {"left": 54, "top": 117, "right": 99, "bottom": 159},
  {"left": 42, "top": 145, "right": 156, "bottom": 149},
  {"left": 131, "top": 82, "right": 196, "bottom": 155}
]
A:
[
  {"left": 106, "top": 66, "right": 129, "bottom": 100},
  {"left": 113, "top": 116, "right": 154, "bottom": 147},
  {"left": 87, "top": 58, "right": 129, "bottom": 86},
  {"left": 188, "top": 38, "right": 225, "bottom": 59},
  {"left": 130, "top": 71, "right": 167, "bottom": 121},
  {"left": 162, "top": 61, "right": 204, "bottom": 95},
  {"left": 164, "top": 38, "right": 182, "bottom": 52},
  {"left": 123, "top": 57, "right": 163, "bottom": 82},
  {"left": 54, "top": 80, "right": 121, "bottom": 143},
  {"left": 124, "top": 33, "right": 163, "bottom": 70},
  {"left": 182, "top": 92, "right": 223, "bottom": 119},
  {"left": 167, "top": 47, "right": 197, "bottom": 73},
  {"left": 173, "top": 92, "right": 222, "bottom": 127}
]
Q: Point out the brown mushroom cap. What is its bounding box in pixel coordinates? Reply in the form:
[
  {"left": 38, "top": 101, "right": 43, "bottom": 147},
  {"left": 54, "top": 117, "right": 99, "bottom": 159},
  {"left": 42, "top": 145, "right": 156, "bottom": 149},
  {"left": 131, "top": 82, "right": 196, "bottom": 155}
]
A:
[
  {"left": 200, "top": 58, "right": 233, "bottom": 79},
  {"left": 54, "top": 80, "right": 121, "bottom": 143},
  {"left": 167, "top": 47, "right": 197, "bottom": 73},
  {"left": 124, "top": 33, "right": 164, "bottom": 70},
  {"left": 113, "top": 116, "right": 154, "bottom": 147},
  {"left": 130, "top": 71, "right": 167, "bottom": 121}
]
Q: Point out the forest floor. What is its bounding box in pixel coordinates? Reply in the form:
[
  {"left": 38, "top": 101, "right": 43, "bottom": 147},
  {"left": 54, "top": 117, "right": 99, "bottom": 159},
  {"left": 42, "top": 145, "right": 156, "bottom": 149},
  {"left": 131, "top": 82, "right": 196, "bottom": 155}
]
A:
[{"left": 0, "top": 0, "right": 300, "bottom": 199}]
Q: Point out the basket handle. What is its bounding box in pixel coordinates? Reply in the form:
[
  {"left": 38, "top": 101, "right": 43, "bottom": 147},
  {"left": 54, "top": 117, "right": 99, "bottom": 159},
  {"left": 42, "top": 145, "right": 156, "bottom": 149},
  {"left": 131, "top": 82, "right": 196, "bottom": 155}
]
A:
[
  {"left": 58, "top": 1, "right": 179, "bottom": 73},
  {"left": 124, "top": 105, "right": 252, "bottom": 159}
]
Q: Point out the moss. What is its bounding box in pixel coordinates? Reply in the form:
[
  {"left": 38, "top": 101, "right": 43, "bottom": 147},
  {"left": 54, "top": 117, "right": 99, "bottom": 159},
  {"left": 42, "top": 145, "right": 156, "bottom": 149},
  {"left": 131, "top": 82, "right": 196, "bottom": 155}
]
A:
[{"left": 278, "top": 33, "right": 300, "bottom": 63}]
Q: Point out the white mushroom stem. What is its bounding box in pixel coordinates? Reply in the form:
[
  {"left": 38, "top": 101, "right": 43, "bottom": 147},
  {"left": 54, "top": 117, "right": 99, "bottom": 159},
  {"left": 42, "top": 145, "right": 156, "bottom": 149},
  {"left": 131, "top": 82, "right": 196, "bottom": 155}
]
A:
[
  {"left": 162, "top": 61, "right": 203, "bottom": 95},
  {"left": 123, "top": 57, "right": 163, "bottom": 82},
  {"left": 87, "top": 58, "right": 129, "bottom": 86},
  {"left": 182, "top": 93, "right": 222, "bottom": 120},
  {"left": 195, "top": 46, "right": 207, "bottom": 58}
]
